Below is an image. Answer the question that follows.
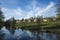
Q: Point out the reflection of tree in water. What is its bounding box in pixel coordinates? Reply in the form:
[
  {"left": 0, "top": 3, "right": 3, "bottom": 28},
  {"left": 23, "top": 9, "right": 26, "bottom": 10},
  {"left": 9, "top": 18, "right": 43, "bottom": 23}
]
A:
[
  {"left": 0, "top": 31, "right": 5, "bottom": 40},
  {"left": 36, "top": 31, "right": 41, "bottom": 40},
  {"left": 31, "top": 30, "right": 41, "bottom": 40},
  {"left": 31, "top": 30, "right": 57, "bottom": 40},
  {"left": 46, "top": 33, "right": 57, "bottom": 40},
  {"left": 56, "top": 33, "right": 60, "bottom": 40}
]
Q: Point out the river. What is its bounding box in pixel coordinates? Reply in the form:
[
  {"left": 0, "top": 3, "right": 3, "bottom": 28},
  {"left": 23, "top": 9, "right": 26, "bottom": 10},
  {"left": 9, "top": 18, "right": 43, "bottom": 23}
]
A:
[{"left": 0, "top": 27, "right": 60, "bottom": 40}]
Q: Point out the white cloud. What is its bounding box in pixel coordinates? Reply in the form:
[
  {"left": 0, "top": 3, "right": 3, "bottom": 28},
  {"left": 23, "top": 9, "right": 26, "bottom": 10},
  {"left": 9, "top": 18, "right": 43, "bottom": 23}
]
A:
[
  {"left": 24, "top": 11, "right": 33, "bottom": 19},
  {"left": 32, "top": 0, "right": 36, "bottom": 10},
  {"left": 25, "top": 1, "right": 55, "bottom": 18},
  {"left": 35, "top": 1, "right": 55, "bottom": 17},
  {"left": 43, "top": 1, "right": 54, "bottom": 12},
  {"left": 2, "top": 7, "right": 23, "bottom": 20}
]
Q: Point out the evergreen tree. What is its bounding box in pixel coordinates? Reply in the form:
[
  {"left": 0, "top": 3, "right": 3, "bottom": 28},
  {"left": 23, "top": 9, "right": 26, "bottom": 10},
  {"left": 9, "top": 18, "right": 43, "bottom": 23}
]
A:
[
  {"left": 0, "top": 8, "right": 5, "bottom": 29},
  {"left": 5, "top": 17, "right": 16, "bottom": 30},
  {"left": 10, "top": 17, "right": 16, "bottom": 29}
]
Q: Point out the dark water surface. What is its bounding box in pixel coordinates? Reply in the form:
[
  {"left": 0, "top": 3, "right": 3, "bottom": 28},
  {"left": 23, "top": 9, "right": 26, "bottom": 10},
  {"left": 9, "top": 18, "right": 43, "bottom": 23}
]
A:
[{"left": 0, "top": 27, "right": 60, "bottom": 40}]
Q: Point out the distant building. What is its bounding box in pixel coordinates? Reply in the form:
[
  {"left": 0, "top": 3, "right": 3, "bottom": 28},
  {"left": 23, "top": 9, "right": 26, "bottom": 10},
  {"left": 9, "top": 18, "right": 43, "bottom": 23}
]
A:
[
  {"left": 28, "top": 19, "right": 32, "bottom": 22},
  {"left": 52, "top": 17, "right": 56, "bottom": 21},
  {"left": 43, "top": 18, "right": 48, "bottom": 22},
  {"left": 16, "top": 20, "right": 20, "bottom": 23},
  {"left": 43, "top": 17, "right": 56, "bottom": 22},
  {"left": 23, "top": 19, "right": 28, "bottom": 22},
  {"left": 34, "top": 18, "right": 40, "bottom": 22}
]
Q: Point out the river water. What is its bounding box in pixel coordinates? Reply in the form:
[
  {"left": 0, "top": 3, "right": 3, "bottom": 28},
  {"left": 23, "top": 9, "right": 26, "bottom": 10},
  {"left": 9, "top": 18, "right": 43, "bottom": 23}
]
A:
[{"left": 0, "top": 27, "right": 60, "bottom": 40}]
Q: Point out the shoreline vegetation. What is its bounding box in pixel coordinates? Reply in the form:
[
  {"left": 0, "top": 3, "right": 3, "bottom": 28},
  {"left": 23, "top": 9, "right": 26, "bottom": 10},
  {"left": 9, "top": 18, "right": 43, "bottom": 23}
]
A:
[
  {"left": 4, "top": 18, "right": 60, "bottom": 33},
  {"left": 15, "top": 20, "right": 60, "bottom": 33}
]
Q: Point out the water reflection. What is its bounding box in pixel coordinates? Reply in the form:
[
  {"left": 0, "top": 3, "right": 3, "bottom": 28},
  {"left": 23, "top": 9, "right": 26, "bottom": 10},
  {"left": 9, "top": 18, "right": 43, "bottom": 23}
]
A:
[{"left": 0, "top": 27, "right": 59, "bottom": 40}]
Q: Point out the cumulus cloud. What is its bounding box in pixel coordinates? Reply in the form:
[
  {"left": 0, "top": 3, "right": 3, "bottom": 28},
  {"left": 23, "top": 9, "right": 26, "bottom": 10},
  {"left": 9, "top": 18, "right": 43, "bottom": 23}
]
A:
[
  {"left": 25, "top": 1, "right": 55, "bottom": 18},
  {"left": 2, "top": 7, "right": 23, "bottom": 20},
  {"left": 24, "top": 11, "right": 33, "bottom": 19},
  {"left": 35, "top": 1, "right": 55, "bottom": 17}
]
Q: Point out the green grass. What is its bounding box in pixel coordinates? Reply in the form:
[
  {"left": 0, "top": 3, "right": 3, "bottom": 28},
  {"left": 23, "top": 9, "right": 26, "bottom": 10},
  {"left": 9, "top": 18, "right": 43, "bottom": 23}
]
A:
[{"left": 15, "top": 20, "right": 60, "bottom": 29}]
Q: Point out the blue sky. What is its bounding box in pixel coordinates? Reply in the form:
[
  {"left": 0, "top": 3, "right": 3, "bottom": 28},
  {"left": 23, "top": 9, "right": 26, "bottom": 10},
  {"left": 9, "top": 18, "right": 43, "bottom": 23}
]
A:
[{"left": 0, "top": 0, "right": 58, "bottom": 20}]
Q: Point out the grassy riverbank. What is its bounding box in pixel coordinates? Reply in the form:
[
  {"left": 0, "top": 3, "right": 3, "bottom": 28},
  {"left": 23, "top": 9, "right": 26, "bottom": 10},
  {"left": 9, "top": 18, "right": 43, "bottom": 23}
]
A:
[{"left": 15, "top": 20, "right": 60, "bottom": 33}]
